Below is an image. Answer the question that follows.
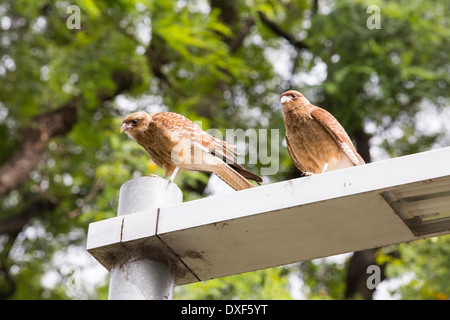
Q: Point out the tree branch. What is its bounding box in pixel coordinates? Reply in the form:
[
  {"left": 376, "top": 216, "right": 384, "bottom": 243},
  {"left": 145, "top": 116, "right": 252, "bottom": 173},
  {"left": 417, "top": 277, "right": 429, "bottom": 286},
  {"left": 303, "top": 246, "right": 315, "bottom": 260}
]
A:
[
  {"left": 0, "top": 253, "right": 16, "bottom": 300},
  {"left": 228, "top": 17, "right": 255, "bottom": 54},
  {"left": 312, "top": 0, "right": 319, "bottom": 16},
  {"left": 258, "top": 12, "right": 308, "bottom": 50},
  {"left": 66, "top": 179, "right": 104, "bottom": 220},
  {"left": 0, "top": 235, "right": 17, "bottom": 300},
  {"left": 0, "top": 195, "right": 58, "bottom": 299},
  {"left": 0, "top": 70, "right": 139, "bottom": 200},
  {"left": 0, "top": 197, "right": 58, "bottom": 237},
  {"left": 145, "top": 42, "right": 173, "bottom": 86},
  {"left": 0, "top": 100, "right": 78, "bottom": 198},
  {"left": 353, "top": 128, "right": 372, "bottom": 163}
]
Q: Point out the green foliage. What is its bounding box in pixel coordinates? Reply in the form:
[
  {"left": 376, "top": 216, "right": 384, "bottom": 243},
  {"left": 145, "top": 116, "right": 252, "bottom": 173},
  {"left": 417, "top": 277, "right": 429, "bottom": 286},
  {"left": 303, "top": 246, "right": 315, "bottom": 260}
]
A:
[
  {"left": 307, "top": 0, "right": 449, "bottom": 133},
  {"left": 381, "top": 235, "right": 450, "bottom": 300},
  {"left": 298, "top": 258, "right": 348, "bottom": 299},
  {"left": 175, "top": 267, "right": 292, "bottom": 300}
]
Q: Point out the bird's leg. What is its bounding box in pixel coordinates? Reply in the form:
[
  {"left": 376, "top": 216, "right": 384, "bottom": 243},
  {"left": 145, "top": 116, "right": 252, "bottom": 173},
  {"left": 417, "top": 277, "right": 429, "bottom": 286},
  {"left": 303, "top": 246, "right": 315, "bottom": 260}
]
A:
[
  {"left": 321, "top": 162, "right": 329, "bottom": 173},
  {"left": 301, "top": 171, "right": 315, "bottom": 177},
  {"left": 169, "top": 166, "right": 180, "bottom": 183}
]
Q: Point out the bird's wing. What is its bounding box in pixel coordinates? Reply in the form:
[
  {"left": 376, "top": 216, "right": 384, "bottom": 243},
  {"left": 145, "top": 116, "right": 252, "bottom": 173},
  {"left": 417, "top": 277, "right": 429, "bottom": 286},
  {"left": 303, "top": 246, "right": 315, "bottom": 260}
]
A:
[
  {"left": 187, "top": 125, "right": 263, "bottom": 183},
  {"left": 193, "top": 127, "right": 238, "bottom": 164},
  {"left": 310, "top": 107, "right": 365, "bottom": 165},
  {"left": 187, "top": 150, "right": 255, "bottom": 190},
  {"left": 285, "top": 134, "right": 308, "bottom": 172},
  {"left": 150, "top": 111, "right": 243, "bottom": 172},
  {"left": 150, "top": 112, "right": 261, "bottom": 185},
  {"left": 151, "top": 112, "right": 238, "bottom": 163}
]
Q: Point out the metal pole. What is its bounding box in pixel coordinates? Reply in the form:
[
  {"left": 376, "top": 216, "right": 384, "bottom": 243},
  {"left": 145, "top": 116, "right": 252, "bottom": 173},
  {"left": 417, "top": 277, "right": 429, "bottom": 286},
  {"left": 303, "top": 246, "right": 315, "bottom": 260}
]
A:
[{"left": 107, "top": 176, "right": 182, "bottom": 300}]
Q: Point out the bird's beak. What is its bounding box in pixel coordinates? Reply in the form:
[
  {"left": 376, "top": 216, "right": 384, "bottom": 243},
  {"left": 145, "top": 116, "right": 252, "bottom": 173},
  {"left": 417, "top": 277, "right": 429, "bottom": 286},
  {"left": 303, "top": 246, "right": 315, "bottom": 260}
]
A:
[
  {"left": 280, "top": 95, "right": 292, "bottom": 104},
  {"left": 120, "top": 123, "right": 131, "bottom": 133}
]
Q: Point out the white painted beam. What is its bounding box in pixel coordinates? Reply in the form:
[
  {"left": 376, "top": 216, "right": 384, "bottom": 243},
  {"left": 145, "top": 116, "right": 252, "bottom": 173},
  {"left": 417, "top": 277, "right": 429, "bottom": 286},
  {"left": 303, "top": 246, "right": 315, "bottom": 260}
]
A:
[{"left": 87, "top": 147, "right": 450, "bottom": 286}]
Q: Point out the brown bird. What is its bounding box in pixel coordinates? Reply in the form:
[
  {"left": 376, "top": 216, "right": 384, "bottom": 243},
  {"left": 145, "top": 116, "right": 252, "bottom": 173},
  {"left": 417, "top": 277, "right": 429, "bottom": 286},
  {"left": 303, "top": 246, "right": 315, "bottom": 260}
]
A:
[
  {"left": 281, "top": 90, "right": 365, "bottom": 175},
  {"left": 121, "top": 111, "right": 262, "bottom": 190}
]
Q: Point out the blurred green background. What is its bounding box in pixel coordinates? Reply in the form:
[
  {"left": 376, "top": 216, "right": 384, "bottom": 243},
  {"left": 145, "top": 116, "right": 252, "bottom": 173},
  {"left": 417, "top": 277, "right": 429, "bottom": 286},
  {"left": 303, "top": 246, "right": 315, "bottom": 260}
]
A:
[{"left": 0, "top": 0, "right": 449, "bottom": 299}]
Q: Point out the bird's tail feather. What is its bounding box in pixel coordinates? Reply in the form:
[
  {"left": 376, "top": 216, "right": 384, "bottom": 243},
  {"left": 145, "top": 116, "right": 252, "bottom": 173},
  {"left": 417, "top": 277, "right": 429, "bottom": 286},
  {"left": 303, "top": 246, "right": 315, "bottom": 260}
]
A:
[
  {"left": 213, "top": 164, "right": 255, "bottom": 191},
  {"left": 210, "top": 150, "right": 263, "bottom": 184},
  {"left": 183, "top": 146, "right": 260, "bottom": 191},
  {"left": 229, "top": 163, "right": 263, "bottom": 185}
]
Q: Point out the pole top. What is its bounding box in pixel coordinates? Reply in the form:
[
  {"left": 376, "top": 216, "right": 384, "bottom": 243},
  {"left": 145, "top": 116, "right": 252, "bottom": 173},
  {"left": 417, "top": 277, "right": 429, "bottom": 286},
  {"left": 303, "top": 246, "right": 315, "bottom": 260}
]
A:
[{"left": 118, "top": 176, "right": 182, "bottom": 216}]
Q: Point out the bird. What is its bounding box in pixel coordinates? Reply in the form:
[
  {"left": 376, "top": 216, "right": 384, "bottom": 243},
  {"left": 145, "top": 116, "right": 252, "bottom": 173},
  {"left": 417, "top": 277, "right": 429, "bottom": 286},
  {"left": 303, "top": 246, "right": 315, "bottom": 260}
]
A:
[
  {"left": 280, "top": 90, "right": 365, "bottom": 175},
  {"left": 120, "top": 111, "right": 263, "bottom": 190}
]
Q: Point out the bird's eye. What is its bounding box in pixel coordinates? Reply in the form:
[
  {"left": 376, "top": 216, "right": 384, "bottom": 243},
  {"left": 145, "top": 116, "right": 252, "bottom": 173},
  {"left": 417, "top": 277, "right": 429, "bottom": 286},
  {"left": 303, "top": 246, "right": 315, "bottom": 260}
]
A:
[
  {"left": 291, "top": 94, "right": 297, "bottom": 99},
  {"left": 131, "top": 120, "right": 138, "bottom": 126}
]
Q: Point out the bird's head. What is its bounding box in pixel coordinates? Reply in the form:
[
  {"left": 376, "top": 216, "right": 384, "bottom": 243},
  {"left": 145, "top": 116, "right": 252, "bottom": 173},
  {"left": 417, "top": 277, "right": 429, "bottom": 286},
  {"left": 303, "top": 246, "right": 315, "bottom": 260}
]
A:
[
  {"left": 121, "top": 111, "right": 150, "bottom": 138},
  {"left": 280, "top": 90, "right": 310, "bottom": 112}
]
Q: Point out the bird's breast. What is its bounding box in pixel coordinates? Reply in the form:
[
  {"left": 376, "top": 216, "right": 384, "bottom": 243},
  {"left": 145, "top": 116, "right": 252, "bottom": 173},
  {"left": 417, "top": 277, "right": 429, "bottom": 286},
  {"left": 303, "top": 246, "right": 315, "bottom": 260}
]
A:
[
  {"left": 136, "top": 126, "right": 179, "bottom": 168},
  {"left": 284, "top": 111, "right": 344, "bottom": 173}
]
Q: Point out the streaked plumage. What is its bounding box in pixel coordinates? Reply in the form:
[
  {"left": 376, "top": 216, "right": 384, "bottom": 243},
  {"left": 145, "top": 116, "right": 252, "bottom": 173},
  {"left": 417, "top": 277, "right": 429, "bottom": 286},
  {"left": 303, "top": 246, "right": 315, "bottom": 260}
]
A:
[
  {"left": 121, "top": 111, "right": 262, "bottom": 190},
  {"left": 281, "top": 90, "right": 364, "bottom": 175}
]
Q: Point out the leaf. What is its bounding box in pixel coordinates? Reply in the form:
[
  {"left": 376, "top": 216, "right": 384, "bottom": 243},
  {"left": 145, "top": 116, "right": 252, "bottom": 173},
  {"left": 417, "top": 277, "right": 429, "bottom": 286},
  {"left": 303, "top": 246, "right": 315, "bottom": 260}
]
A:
[
  {"left": 78, "top": 0, "right": 101, "bottom": 18},
  {"left": 402, "top": 66, "right": 436, "bottom": 80}
]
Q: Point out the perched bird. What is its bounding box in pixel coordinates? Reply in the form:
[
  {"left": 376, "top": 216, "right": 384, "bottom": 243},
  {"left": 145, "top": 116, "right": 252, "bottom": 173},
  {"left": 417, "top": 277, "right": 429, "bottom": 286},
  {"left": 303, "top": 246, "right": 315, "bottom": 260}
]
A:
[
  {"left": 280, "top": 90, "right": 365, "bottom": 175},
  {"left": 121, "top": 111, "right": 262, "bottom": 190}
]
